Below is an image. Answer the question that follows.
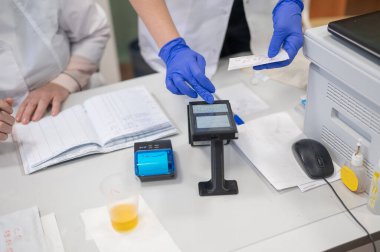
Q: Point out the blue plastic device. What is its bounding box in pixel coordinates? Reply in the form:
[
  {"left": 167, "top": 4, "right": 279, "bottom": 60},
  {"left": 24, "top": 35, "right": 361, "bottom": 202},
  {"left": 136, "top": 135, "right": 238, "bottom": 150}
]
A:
[{"left": 134, "top": 140, "right": 175, "bottom": 181}]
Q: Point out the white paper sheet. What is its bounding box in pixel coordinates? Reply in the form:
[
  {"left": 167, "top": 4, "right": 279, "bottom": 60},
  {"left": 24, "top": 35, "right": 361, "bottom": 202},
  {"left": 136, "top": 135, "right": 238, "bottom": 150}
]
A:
[
  {"left": 234, "top": 112, "right": 339, "bottom": 191},
  {"left": 81, "top": 196, "right": 180, "bottom": 252},
  {"left": 0, "top": 207, "right": 47, "bottom": 252},
  {"left": 228, "top": 49, "right": 289, "bottom": 71},
  {"left": 216, "top": 83, "right": 269, "bottom": 118},
  {"left": 41, "top": 214, "right": 65, "bottom": 252},
  {"left": 298, "top": 163, "right": 341, "bottom": 192}
]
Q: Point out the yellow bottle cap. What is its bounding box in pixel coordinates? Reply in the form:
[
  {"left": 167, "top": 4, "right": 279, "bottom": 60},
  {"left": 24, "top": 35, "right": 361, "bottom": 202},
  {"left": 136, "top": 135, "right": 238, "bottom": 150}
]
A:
[{"left": 341, "top": 166, "right": 359, "bottom": 191}]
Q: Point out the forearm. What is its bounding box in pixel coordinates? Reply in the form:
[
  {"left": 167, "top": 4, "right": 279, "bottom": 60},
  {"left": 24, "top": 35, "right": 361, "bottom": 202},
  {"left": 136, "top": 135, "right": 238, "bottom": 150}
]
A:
[
  {"left": 51, "top": 55, "right": 97, "bottom": 92},
  {"left": 129, "top": 0, "right": 180, "bottom": 48}
]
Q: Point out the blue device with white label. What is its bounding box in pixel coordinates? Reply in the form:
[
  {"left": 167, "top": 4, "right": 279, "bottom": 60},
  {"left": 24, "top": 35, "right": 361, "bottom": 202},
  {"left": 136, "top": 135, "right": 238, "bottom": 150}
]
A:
[{"left": 134, "top": 140, "right": 175, "bottom": 181}]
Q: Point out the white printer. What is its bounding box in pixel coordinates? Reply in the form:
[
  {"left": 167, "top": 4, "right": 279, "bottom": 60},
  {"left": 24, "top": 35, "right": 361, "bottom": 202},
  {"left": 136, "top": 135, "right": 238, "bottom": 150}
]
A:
[{"left": 303, "top": 26, "right": 380, "bottom": 181}]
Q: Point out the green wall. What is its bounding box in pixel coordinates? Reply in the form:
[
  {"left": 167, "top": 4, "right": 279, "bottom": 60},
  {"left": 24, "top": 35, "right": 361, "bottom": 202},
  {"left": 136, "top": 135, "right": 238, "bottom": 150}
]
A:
[{"left": 109, "top": 0, "right": 138, "bottom": 64}]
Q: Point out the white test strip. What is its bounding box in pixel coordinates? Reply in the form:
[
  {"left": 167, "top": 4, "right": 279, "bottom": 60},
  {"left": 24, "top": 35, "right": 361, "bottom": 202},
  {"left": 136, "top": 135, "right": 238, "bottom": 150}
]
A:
[{"left": 228, "top": 49, "right": 289, "bottom": 71}]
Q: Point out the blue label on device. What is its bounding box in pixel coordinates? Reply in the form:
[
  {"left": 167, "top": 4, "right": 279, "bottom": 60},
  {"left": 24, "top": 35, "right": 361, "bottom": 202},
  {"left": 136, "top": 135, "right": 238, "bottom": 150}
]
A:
[
  {"left": 136, "top": 150, "right": 169, "bottom": 176},
  {"left": 233, "top": 114, "right": 244, "bottom": 125}
]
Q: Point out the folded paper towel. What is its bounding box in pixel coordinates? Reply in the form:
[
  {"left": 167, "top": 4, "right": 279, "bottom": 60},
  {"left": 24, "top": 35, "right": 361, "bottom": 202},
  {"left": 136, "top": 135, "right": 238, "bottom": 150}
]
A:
[{"left": 81, "top": 196, "right": 180, "bottom": 252}]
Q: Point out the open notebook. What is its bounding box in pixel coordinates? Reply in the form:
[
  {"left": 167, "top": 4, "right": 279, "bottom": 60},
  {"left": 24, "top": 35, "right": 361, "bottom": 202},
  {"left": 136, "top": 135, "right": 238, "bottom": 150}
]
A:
[{"left": 13, "top": 87, "right": 177, "bottom": 174}]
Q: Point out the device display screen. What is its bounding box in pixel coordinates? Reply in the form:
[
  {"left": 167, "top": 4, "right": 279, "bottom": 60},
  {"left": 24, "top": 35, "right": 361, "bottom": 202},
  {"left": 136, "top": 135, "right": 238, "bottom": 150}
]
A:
[
  {"left": 196, "top": 115, "right": 231, "bottom": 129},
  {"left": 192, "top": 104, "right": 228, "bottom": 114},
  {"left": 191, "top": 103, "right": 233, "bottom": 131}
]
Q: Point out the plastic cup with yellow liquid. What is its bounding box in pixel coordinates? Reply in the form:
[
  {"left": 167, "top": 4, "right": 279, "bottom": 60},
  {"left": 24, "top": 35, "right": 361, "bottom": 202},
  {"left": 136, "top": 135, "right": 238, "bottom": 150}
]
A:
[{"left": 100, "top": 173, "right": 141, "bottom": 232}]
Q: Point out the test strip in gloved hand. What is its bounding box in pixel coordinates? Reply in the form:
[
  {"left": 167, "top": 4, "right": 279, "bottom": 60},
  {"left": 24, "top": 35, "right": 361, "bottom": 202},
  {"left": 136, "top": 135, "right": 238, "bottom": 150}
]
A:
[{"left": 228, "top": 49, "right": 289, "bottom": 71}]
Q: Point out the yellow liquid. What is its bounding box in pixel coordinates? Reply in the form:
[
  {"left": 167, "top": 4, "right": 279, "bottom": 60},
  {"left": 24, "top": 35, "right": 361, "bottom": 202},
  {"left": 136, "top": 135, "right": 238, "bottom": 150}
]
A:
[{"left": 110, "top": 204, "right": 138, "bottom": 232}]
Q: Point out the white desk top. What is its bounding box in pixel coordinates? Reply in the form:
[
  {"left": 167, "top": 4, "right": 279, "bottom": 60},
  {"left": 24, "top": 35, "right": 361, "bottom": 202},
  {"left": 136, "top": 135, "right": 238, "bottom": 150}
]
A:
[{"left": 0, "top": 64, "right": 378, "bottom": 252}]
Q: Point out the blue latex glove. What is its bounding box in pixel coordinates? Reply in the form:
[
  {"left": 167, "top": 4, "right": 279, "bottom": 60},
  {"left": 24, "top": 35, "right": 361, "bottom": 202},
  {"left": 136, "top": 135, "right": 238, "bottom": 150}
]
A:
[
  {"left": 159, "top": 38, "right": 215, "bottom": 103},
  {"left": 254, "top": 0, "right": 304, "bottom": 70}
]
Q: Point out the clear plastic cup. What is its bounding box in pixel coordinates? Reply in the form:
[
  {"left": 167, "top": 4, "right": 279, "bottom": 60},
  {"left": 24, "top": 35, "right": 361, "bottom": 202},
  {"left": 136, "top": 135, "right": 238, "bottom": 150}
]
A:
[{"left": 100, "top": 172, "right": 141, "bottom": 232}]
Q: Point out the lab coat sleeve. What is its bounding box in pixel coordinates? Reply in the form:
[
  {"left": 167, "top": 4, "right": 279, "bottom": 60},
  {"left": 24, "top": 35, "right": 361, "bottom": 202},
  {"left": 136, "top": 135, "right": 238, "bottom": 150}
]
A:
[
  {"left": 54, "top": 0, "right": 111, "bottom": 92},
  {"left": 51, "top": 55, "right": 98, "bottom": 93},
  {"left": 59, "top": 0, "right": 110, "bottom": 64}
]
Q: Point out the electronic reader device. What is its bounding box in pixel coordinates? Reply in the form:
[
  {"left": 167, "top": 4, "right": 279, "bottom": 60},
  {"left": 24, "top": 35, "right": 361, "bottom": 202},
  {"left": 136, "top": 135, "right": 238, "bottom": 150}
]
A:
[
  {"left": 187, "top": 101, "right": 239, "bottom": 196},
  {"left": 188, "top": 101, "right": 238, "bottom": 146}
]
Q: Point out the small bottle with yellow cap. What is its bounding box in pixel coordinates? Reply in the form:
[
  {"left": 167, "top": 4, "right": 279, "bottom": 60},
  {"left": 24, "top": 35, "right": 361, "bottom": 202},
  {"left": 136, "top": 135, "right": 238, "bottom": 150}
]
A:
[{"left": 340, "top": 141, "right": 368, "bottom": 193}]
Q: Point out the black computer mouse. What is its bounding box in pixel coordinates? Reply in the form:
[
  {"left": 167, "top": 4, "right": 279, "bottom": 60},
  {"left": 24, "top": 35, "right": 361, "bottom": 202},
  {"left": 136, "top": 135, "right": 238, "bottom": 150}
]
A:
[{"left": 292, "top": 139, "right": 334, "bottom": 179}]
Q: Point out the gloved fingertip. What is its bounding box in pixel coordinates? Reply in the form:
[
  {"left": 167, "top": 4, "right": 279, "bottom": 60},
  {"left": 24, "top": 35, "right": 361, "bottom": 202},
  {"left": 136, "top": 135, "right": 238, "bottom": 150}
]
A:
[
  {"left": 205, "top": 94, "right": 215, "bottom": 104},
  {"left": 260, "top": 60, "right": 291, "bottom": 70},
  {"left": 208, "top": 85, "right": 216, "bottom": 93},
  {"left": 268, "top": 49, "right": 280, "bottom": 58},
  {"left": 283, "top": 45, "right": 298, "bottom": 62},
  {"left": 268, "top": 36, "right": 283, "bottom": 58}
]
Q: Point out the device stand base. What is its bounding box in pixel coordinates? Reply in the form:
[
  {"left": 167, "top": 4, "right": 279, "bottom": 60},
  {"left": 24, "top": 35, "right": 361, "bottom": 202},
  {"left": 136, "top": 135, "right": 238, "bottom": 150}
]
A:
[
  {"left": 198, "top": 139, "right": 239, "bottom": 196},
  {"left": 198, "top": 180, "right": 238, "bottom": 196}
]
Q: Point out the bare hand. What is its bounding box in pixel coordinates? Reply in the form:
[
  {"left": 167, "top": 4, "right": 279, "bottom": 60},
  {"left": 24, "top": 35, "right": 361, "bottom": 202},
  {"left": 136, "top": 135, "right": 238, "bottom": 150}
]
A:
[
  {"left": 0, "top": 98, "right": 15, "bottom": 141},
  {"left": 16, "top": 83, "right": 69, "bottom": 124}
]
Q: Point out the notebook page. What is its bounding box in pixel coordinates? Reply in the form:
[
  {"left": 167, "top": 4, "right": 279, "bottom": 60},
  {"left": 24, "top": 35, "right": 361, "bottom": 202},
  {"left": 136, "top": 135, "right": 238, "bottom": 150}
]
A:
[
  {"left": 100, "top": 127, "right": 178, "bottom": 152},
  {"left": 83, "top": 87, "right": 173, "bottom": 145},
  {"left": 14, "top": 105, "right": 99, "bottom": 174},
  {"left": 39, "top": 125, "right": 178, "bottom": 169}
]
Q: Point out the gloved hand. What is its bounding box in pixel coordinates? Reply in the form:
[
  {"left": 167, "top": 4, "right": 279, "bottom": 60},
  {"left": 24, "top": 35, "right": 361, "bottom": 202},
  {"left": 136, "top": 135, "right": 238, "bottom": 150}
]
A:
[
  {"left": 254, "top": 0, "right": 304, "bottom": 70},
  {"left": 159, "top": 38, "right": 215, "bottom": 103}
]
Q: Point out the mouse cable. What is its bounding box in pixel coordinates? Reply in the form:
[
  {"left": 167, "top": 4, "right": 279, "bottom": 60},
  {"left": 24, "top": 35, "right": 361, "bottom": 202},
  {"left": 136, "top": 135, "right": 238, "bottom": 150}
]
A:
[{"left": 323, "top": 178, "right": 377, "bottom": 252}]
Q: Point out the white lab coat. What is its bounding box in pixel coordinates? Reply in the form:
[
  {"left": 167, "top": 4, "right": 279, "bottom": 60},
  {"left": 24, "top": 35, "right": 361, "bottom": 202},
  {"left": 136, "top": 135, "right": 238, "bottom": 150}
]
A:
[
  {"left": 138, "top": 0, "right": 278, "bottom": 77},
  {"left": 0, "top": 0, "right": 109, "bottom": 104}
]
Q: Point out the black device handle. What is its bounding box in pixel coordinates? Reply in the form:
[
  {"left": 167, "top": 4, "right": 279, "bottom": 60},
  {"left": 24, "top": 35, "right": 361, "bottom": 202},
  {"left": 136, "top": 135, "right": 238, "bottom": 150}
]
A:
[
  {"left": 198, "top": 139, "right": 238, "bottom": 196},
  {"left": 211, "top": 139, "right": 224, "bottom": 187}
]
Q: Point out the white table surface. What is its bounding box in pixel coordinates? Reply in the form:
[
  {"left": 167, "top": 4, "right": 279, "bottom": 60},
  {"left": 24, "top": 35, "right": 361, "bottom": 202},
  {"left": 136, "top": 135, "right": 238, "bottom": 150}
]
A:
[{"left": 0, "top": 64, "right": 378, "bottom": 252}]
